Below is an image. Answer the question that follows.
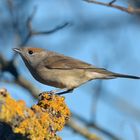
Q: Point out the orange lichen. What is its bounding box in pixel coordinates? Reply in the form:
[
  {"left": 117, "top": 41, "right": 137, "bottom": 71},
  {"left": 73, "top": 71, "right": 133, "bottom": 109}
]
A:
[
  {"left": 0, "top": 88, "right": 70, "bottom": 140},
  {"left": 34, "top": 93, "right": 70, "bottom": 131}
]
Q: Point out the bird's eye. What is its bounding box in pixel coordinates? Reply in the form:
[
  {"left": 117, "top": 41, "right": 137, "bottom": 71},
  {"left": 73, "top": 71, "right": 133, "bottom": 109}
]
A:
[{"left": 28, "top": 50, "right": 33, "bottom": 55}]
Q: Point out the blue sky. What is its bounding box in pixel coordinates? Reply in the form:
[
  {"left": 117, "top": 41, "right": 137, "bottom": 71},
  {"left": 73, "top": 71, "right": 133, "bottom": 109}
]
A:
[{"left": 0, "top": 0, "right": 140, "bottom": 140}]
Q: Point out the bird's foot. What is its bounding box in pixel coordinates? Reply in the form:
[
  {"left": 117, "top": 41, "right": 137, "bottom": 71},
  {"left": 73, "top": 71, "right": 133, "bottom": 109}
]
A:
[
  {"left": 39, "top": 88, "right": 64, "bottom": 97},
  {"left": 39, "top": 88, "right": 74, "bottom": 98}
]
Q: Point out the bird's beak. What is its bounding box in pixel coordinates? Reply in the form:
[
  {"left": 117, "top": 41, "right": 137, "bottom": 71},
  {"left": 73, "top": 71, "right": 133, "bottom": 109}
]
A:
[{"left": 12, "top": 48, "right": 22, "bottom": 53}]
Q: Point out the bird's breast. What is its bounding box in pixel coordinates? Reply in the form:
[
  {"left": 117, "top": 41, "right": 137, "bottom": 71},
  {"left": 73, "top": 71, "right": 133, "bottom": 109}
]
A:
[{"left": 35, "top": 67, "right": 91, "bottom": 89}]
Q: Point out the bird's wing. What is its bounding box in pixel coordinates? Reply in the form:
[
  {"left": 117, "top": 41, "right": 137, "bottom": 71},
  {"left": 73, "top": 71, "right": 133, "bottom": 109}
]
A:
[
  {"left": 40, "top": 54, "right": 140, "bottom": 79},
  {"left": 42, "top": 54, "right": 96, "bottom": 69}
]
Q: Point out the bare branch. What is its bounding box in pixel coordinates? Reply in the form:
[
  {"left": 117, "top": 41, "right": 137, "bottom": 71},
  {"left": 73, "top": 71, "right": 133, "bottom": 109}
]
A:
[
  {"left": 0, "top": 54, "right": 39, "bottom": 98},
  {"left": 67, "top": 119, "right": 100, "bottom": 140},
  {"left": 15, "top": 76, "right": 39, "bottom": 98},
  {"left": 109, "top": 0, "right": 116, "bottom": 5},
  {"left": 84, "top": 0, "right": 140, "bottom": 14},
  {"left": 19, "top": 21, "right": 69, "bottom": 47}
]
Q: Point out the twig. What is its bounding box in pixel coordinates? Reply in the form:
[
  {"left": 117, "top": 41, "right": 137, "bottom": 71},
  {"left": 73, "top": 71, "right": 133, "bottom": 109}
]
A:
[
  {"left": 109, "top": 0, "right": 116, "bottom": 5},
  {"left": 84, "top": 0, "right": 140, "bottom": 14},
  {"left": 31, "top": 22, "right": 69, "bottom": 35}
]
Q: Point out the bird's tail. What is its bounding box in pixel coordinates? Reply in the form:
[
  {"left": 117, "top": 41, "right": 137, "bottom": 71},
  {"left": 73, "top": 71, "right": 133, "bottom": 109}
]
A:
[
  {"left": 91, "top": 68, "right": 140, "bottom": 79},
  {"left": 112, "top": 73, "right": 140, "bottom": 79}
]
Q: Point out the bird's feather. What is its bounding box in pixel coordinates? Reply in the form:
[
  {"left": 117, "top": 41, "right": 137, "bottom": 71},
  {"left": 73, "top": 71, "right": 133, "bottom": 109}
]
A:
[
  {"left": 42, "top": 54, "right": 140, "bottom": 79},
  {"left": 42, "top": 54, "right": 95, "bottom": 69}
]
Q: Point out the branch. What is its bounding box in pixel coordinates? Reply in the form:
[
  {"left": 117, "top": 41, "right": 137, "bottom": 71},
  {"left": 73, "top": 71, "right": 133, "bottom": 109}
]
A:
[
  {"left": 0, "top": 88, "right": 70, "bottom": 140},
  {"left": 84, "top": 0, "right": 140, "bottom": 14},
  {"left": 0, "top": 54, "right": 39, "bottom": 98},
  {"left": 67, "top": 119, "right": 100, "bottom": 140}
]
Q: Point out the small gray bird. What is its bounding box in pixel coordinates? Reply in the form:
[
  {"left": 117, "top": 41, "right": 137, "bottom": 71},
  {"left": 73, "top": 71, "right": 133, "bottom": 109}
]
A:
[{"left": 13, "top": 47, "right": 140, "bottom": 95}]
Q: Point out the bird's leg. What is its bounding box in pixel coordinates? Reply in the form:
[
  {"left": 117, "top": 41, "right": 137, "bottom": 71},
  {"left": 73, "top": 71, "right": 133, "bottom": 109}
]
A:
[
  {"left": 39, "top": 88, "right": 74, "bottom": 97},
  {"left": 56, "top": 89, "right": 74, "bottom": 95},
  {"left": 50, "top": 88, "right": 64, "bottom": 94}
]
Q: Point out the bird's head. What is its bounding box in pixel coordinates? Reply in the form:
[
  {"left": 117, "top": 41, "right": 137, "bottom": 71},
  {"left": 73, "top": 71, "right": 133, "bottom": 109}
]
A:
[{"left": 13, "top": 47, "right": 47, "bottom": 67}]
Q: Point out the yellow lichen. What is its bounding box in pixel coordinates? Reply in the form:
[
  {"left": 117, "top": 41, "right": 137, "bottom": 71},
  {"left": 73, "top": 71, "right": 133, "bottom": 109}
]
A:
[{"left": 0, "top": 89, "right": 70, "bottom": 140}]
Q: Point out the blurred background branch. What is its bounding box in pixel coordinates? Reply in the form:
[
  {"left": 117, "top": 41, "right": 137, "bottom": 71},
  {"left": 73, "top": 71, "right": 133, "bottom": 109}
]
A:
[
  {"left": 84, "top": 0, "right": 140, "bottom": 14},
  {"left": 67, "top": 119, "right": 100, "bottom": 140}
]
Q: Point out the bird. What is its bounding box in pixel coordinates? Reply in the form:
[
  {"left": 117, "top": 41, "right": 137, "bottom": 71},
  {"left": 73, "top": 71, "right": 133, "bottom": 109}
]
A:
[{"left": 13, "top": 47, "right": 140, "bottom": 95}]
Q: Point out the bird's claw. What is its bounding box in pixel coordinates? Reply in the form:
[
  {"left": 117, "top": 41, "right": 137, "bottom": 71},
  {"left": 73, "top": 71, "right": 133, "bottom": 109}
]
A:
[{"left": 38, "top": 88, "right": 73, "bottom": 99}]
